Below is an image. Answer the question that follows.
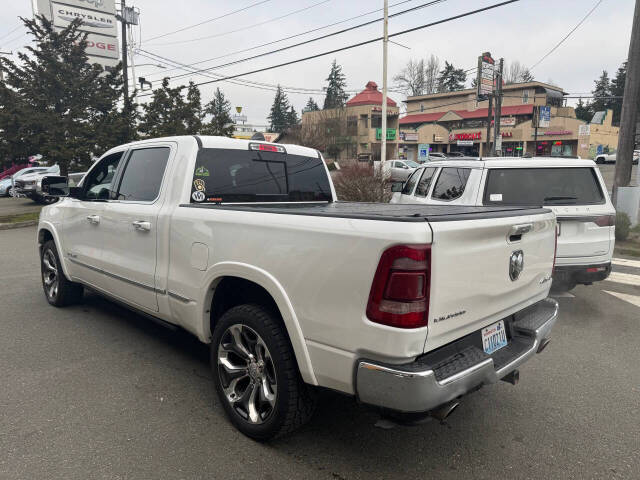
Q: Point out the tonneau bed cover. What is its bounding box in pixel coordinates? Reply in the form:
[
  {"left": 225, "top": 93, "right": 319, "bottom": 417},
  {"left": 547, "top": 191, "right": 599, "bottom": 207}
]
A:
[{"left": 181, "top": 202, "right": 550, "bottom": 223}]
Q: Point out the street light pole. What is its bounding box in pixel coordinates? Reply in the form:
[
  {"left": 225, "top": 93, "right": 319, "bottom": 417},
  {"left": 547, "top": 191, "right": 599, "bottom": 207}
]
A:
[{"left": 380, "top": 0, "right": 388, "bottom": 165}]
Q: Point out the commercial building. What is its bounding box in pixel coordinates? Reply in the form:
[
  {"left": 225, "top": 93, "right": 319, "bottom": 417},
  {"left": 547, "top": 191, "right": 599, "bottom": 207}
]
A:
[
  {"left": 398, "top": 81, "right": 620, "bottom": 160},
  {"left": 301, "top": 81, "right": 399, "bottom": 162}
]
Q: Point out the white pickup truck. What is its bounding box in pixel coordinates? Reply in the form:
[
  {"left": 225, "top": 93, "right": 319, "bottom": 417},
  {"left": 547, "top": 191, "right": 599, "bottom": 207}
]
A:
[{"left": 38, "top": 136, "right": 558, "bottom": 440}]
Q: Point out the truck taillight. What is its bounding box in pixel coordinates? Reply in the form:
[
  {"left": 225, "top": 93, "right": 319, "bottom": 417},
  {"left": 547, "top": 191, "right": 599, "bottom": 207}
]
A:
[
  {"left": 366, "top": 245, "right": 430, "bottom": 329},
  {"left": 594, "top": 214, "right": 616, "bottom": 227}
]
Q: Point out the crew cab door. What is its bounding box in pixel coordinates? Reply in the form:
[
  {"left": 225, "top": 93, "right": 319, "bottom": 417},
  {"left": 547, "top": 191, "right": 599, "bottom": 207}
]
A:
[
  {"left": 99, "top": 145, "right": 172, "bottom": 312},
  {"left": 62, "top": 151, "right": 125, "bottom": 287}
]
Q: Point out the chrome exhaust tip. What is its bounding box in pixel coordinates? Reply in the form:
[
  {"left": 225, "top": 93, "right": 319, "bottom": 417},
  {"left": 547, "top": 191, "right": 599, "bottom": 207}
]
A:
[
  {"left": 431, "top": 401, "right": 459, "bottom": 422},
  {"left": 537, "top": 338, "right": 551, "bottom": 354},
  {"left": 501, "top": 369, "right": 520, "bottom": 385}
]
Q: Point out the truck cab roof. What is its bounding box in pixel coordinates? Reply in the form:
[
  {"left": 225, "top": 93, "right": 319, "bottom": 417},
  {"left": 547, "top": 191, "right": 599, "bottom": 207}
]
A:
[
  {"left": 105, "top": 135, "right": 320, "bottom": 159},
  {"left": 424, "top": 157, "right": 596, "bottom": 169}
]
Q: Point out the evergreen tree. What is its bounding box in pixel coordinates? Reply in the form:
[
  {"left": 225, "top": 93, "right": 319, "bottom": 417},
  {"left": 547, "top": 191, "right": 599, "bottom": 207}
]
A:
[
  {"left": 574, "top": 98, "right": 593, "bottom": 123},
  {"left": 138, "top": 79, "right": 203, "bottom": 137},
  {"left": 610, "top": 62, "right": 627, "bottom": 125},
  {"left": 202, "top": 87, "right": 234, "bottom": 136},
  {"left": 323, "top": 60, "right": 348, "bottom": 109},
  {"left": 304, "top": 97, "right": 319, "bottom": 112},
  {"left": 268, "top": 85, "right": 291, "bottom": 133},
  {"left": 591, "top": 70, "right": 612, "bottom": 113},
  {"left": 437, "top": 62, "right": 467, "bottom": 92},
  {"left": 0, "top": 16, "right": 133, "bottom": 174},
  {"left": 286, "top": 105, "right": 299, "bottom": 127}
]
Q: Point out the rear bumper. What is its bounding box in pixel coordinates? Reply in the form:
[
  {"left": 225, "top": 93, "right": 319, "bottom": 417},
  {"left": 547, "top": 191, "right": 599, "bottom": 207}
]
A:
[
  {"left": 355, "top": 298, "right": 558, "bottom": 413},
  {"left": 554, "top": 262, "right": 611, "bottom": 284}
]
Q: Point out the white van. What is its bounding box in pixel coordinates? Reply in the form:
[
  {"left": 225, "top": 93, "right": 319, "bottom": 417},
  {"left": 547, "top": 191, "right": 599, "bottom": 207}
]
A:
[{"left": 391, "top": 157, "right": 616, "bottom": 291}]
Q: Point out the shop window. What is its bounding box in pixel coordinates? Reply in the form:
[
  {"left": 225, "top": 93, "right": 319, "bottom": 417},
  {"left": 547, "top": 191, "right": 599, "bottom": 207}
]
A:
[{"left": 347, "top": 116, "right": 357, "bottom": 135}]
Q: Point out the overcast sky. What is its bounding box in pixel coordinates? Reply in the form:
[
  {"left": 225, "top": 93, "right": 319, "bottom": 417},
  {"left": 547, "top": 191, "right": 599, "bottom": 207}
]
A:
[{"left": 1, "top": 0, "right": 636, "bottom": 124}]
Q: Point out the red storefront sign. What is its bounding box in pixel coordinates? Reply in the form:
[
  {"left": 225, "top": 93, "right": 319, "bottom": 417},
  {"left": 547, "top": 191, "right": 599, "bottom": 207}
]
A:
[{"left": 448, "top": 131, "right": 482, "bottom": 142}]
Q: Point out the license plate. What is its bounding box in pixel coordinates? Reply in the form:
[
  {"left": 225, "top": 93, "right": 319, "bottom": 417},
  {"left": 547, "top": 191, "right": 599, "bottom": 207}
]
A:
[{"left": 481, "top": 320, "right": 508, "bottom": 355}]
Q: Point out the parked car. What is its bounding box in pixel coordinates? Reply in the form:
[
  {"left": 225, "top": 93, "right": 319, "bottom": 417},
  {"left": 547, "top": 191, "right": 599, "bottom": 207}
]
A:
[
  {"left": 425, "top": 152, "right": 447, "bottom": 160},
  {"left": 387, "top": 159, "right": 419, "bottom": 181},
  {"left": 14, "top": 165, "right": 60, "bottom": 204},
  {"left": 595, "top": 150, "right": 639, "bottom": 165},
  {"left": 38, "top": 136, "right": 558, "bottom": 440},
  {"left": 445, "top": 151, "right": 466, "bottom": 157},
  {"left": 391, "top": 156, "right": 614, "bottom": 292},
  {"left": 0, "top": 176, "right": 13, "bottom": 196},
  {"left": 6, "top": 166, "right": 51, "bottom": 196}
]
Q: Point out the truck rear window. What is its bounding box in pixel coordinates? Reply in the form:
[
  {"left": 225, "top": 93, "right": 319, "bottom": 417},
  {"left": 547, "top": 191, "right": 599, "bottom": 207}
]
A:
[
  {"left": 483, "top": 167, "right": 605, "bottom": 206},
  {"left": 190, "top": 147, "right": 332, "bottom": 203}
]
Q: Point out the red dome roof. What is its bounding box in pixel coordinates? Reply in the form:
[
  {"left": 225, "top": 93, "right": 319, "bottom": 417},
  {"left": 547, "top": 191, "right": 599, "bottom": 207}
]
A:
[{"left": 346, "top": 81, "right": 397, "bottom": 107}]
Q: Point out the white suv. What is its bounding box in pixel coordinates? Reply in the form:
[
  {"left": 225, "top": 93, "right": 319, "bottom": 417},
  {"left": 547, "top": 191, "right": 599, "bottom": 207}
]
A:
[{"left": 391, "top": 157, "right": 615, "bottom": 291}]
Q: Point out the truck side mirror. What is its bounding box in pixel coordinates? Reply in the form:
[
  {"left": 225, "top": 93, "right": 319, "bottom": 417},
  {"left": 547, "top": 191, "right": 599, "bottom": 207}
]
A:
[
  {"left": 391, "top": 181, "right": 404, "bottom": 192},
  {"left": 41, "top": 176, "right": 70, "bottom": 197}
]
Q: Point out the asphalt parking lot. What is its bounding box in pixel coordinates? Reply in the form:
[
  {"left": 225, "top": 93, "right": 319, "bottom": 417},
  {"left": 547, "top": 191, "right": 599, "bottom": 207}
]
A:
[{"left": 1, "top": 225, "right": 639, "bottom": 479}]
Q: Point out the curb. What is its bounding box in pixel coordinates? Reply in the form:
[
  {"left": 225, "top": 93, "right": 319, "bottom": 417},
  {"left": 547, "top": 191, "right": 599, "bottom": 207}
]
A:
[{"left": 0, "top": 220, "right": 38, "bottom": 231}]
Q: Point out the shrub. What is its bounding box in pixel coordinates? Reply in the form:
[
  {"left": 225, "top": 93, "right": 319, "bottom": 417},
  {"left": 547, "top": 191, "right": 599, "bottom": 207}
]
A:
[
  {"left": 615, "top": 212, "right": 631, "bottom": 241},
  {"left": 332, "top": 163, "right": 391, "bottom": 203}
]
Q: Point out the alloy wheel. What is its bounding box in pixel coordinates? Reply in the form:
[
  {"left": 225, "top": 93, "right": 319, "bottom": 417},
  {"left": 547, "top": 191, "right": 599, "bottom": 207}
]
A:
[
  {"left": 217, "top": 324, "right": 277, "bottom": 424},
  {"left": 42, "top": 249, "right": 58, "bottom": 300}
]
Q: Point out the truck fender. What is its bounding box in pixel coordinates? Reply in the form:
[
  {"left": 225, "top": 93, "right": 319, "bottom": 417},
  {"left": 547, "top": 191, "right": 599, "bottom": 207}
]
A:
[
  {"left": 200, "top": 261, "right": 318, "bottom": 386},
  {"left": 37, "top": 221, "right": 73, "bottom": 281}
]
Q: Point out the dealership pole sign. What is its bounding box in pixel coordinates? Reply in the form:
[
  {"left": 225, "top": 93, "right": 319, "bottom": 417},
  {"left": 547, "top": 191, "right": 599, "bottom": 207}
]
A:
[
  {"left": 476, "top": 52, "right": 495, "bottom": 101},
  {"left": 34, "top": 0, "right": 119, "bottom": 69}
]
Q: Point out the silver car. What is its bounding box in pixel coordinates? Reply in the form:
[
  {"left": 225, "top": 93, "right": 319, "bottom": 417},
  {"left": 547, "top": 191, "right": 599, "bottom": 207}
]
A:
[
  {"left": 0, "top": 177, "right": 13, "bottom": 196},
  {"left": 389, "top": 159, "right": 420, "bottom": 181}
]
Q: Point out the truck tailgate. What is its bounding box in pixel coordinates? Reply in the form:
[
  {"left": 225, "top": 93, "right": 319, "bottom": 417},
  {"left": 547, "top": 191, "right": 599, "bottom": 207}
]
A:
[{"left": 425, "top": 211, "right": 556, "bottom": 352}]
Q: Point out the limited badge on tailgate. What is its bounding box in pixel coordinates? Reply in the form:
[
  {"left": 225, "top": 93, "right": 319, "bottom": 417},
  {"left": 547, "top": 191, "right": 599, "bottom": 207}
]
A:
[{"left": 481, "top": 320, "right": 508, "bottom": 355}]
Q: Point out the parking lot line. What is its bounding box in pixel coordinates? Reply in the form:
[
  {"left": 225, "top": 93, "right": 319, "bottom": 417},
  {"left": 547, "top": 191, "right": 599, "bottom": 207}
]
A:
[
  {"left": 603, "top": 290, "right": 640, "bottom": 308},
  {"left": 605, "top": 271, "right": 640, "bottom": 287},
  {"left": 612, "top": 257, "right": 640, "bottom": 269}
]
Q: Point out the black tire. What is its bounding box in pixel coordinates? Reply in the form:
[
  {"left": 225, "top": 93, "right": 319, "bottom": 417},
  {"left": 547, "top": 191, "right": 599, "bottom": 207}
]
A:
[
  {"left": 40, "top": 240, "right": 84, "bottom": 307},
  {"left": 211, "top": 304, "right": 316, "bottom": 440},
  {"left": 595, "top": 157, "right": 604, "bottom": 165}
]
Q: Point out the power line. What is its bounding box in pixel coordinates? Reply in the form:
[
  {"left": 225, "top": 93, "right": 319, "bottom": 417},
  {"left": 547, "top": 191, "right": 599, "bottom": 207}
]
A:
[
  {"left": 530, "top": 0, "right": 603, "bottom": 71},
  {"left": 139, "top": 0, "right": 418, "bottom": 80},
  {"left": 146, "top": 0, "right": 333, "bottom": 47},
  {"left": 142, "top": 0, "right": 272, "bottom": 43},
  {"left": 0, "top": 25, "right": 22, "bottom": 42},
  {"left": 141, "top": 0, "right": 447, "bottom": 84},
  {"left": 136, "top": 47, "right": 406, "bottom": 96},
  {"left": 138, "top": 0, "right": 520, "bottom": 98}
]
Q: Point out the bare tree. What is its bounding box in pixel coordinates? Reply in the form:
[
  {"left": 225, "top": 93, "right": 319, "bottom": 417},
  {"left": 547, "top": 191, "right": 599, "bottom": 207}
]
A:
[
  {"left": 333, "top": 164, "right": 391, "bottom": 202},
  {"left": 504, "top": 61, "right": 534, "bottom": 84},
  {"left": 424, "top": 54, "right": 441, "bottom": 94},
  {"left": 393, "top": 58, "right": 426, "bottom": 97},
  {"left": 291, "top": 108, "right": 355, "bottom": 161}
]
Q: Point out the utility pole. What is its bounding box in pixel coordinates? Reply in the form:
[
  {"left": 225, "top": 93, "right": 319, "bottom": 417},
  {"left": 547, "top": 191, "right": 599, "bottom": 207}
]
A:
[
  {"left": 380, "top": 0, "right": 389, "bottom": 165},
  {"left": 128, "top": 25, "right": 137, "bottom": 102},
  {"left": 533, "top": 106, "right": 539, "bottom": 156},
  {"left": 613, "top": 0, "right": 640, "bottom": 222},
  {"left": 120, "top": 0, "right": 130, "bottom": 111},
  {"left": 485, "top": 95, "right": 493, "bottom": 156},
  {"left": 492, "top": 58, "right": 504, "bottom": 156}
]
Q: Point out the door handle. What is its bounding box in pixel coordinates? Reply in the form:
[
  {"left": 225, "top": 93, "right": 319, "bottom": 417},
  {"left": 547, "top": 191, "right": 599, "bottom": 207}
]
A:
[
  {"left": 86, "top": 214, "right": 100, "bottom": 225},
  {"left": 132, "top": 220, "right": 151, "bottom": 232},
  {"left": 510, "top": 223, "right": 533, "bottom": 236},
  {"left": 508, "top": 223, "right": 532, "bottom": 242}
]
